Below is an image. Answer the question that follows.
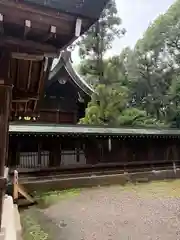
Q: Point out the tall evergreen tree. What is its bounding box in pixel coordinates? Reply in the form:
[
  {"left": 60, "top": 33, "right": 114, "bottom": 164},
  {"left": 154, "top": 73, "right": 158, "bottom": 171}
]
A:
[{"left": 77, "top": 0, "right": 125, "bottom": 85}]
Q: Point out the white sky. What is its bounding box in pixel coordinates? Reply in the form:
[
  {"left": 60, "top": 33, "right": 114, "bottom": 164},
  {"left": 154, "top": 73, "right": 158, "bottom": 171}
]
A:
[{"left": 72, "top": 0, "right": 175, "bottom": 64}]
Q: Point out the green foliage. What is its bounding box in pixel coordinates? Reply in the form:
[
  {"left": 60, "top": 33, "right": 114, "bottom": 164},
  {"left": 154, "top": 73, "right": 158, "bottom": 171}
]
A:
[
  {"left": 78, "top": 0, "right": 123, "bottom": 59},
  {"left": 79, "top": 85, "right": 161, "bottom": 127},
  {"left": 117, "top": 108, "right": 164, "bottom": 127},
  {"left": 80, "top": 84, "right": 128, "bottom": 125},
  {"left": 79, "top": 0, "right": 180, "bottom": 128},
  {"left": 77, "top": 0, "right": 124, "bottom": 84}
]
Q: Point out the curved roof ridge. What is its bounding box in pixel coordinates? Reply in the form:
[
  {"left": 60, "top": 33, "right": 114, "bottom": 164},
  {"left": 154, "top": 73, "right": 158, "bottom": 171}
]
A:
[
  {"left": 64, "top": 53, "right": 94, "bottom": 95},
  {"left": 47, "top": 50, "right": 94, "bottom": 96}
]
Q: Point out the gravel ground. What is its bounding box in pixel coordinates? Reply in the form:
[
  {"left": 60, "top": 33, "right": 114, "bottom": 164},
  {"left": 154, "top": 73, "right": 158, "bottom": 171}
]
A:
[{"left": 43, "top": 185, "right": 180, "bottom": 240}]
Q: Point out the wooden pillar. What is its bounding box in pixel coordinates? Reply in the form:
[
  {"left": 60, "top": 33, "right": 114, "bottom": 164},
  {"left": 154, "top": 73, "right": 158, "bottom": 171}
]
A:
[
  {"left": 73, "top": 112, "right": 78, "bottom": 124},
  {"left": 38, "top": 142, "right": 41, "bottom": 165},
  {"left": 56, "top": 110, "right": 59, "bottom": 124},
  {"left": 99, "top": 140, "right": 103, "bottom": 163},
  {"left": 54, "top": 142, "right": 61, "bottom": 166},
  {"left": 49, "top": 140, "right": 61, "bottom": 167},
  {"left": 5, "top": 132, "right": 9, "bottom": 167},
  {"left": 76, "top": 139, "right": 80, "bottom": 163},
  {"left": 0, "top": 49, "right": 12, "bottom": 229}
]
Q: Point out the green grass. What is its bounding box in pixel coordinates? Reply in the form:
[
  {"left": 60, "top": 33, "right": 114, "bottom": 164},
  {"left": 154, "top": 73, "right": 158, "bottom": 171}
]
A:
[
  {"left": 35, "top": 188, "right": 81, "bottom": 208},
  {"left": 21, "top": 211, "right": 49, "bottom": 240},
  {"left": 21, "top": 188, "right": 81, "bottom": 239}
]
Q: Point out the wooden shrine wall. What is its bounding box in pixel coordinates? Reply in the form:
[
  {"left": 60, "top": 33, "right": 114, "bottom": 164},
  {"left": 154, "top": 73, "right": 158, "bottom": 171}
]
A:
[
  {"left": 38, "top": 111, "right": 77, "bottom": 124},
  {"left": 7, "top": 135, "right": 180, "bottom": 171}
]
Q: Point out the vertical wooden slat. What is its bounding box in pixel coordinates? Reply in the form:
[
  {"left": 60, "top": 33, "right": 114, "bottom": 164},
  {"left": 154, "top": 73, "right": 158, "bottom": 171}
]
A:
[
  {"left": 76, "top": 139, "right": 80, "bottom": 163},
  {"left": 56, "top": 110, "right": 59, "bottom": 124},
  {"left": 38, "top": 141, "right": 41, "bottom": 165},
  {"left": 15, "top": 142, "right": 20, "bottom": 167}
]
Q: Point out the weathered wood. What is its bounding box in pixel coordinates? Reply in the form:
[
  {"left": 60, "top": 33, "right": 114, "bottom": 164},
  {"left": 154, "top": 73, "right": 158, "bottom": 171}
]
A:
[
  {"left": 0, "top": 87, "right": 12, "bottom": 175},
  {"left": 18, "top": 184, "right": 35, "bottom": 204},
  {"left": 43, "top": 25, "right": 56, "bottom": 42},
  {"left": 0, "top": 49, "right": 12, "bottom": 230},
  {"left": 24, "top": 20, "right": 31, "bottom": 38},
  {"left": 12, "top": 52, "right": 55, "bottom": 60},
  {"left": 13, "top": 170, "right": 19, "bottom": 201},
  {"left": 27, "top": 61, "right": 33, "bottom": 90},
  {"left": 56, "top": 110, "right": 59, "bottom": 124},
  {"left": 0, "top": 36, "right": 58, "bottom": 55},
  {"left": 15, "top": 142, "right": 20, "bottom": 167},
  {"left": 12, "top": 98, "right": 38, "bottom": 103},
  {"left": 0, "top": 14, "right": 3, "bottom": 35},
  {"left": 33, "top": 61, "right": 45, "bottom": 112},
  {"left": 0, "top": 0, "right": 74, "bottom": 32},
  {"left": 38, "top": 142, "right": 41, "bottom": 165}
]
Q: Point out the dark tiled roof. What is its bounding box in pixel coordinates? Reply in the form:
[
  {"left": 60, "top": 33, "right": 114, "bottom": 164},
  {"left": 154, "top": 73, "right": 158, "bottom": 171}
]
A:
[
  {"left": 24, "top": 0, "right": 109, "bottom": 20},
  {"left": 9, "top": 122, "right": 180, "bottom": 137},
  {"left": 47, "top": 51, "right": 94, "bottom": 96}
]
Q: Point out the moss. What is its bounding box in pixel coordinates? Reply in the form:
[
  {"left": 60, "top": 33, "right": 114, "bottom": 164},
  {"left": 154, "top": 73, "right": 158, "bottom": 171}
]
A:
[
  {"left": 21, "top": 211, "right": 49, "bottom": 240},
  {"left": 21, "top": 188, "right": 81, "bottom": 238},
  {"left": 119, "top": 180, "right": 180, "bottom": 198},
  {"left": 35, "top": 188, "right": 81, "bottom": 209}
]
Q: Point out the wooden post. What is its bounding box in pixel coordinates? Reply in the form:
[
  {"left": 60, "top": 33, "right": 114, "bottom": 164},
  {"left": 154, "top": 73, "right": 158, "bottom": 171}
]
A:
[
  {"left": 0, "top": 49, "right": 12, "bottom": 229},
  {"left": 54, "top": 143, "right": 61, "bottom": 167},
  {"left": 38, "top": 142, "right": 41, "bottom": 165},
  {"left": 13, "top": 170, "right": 19, "bottom": 202},
  {"left": 15, "top": 142, "right": 20, "bottom": 167},
  {"left": 49, "top": 140, "right": 60, "bottom": 167},
  {"left": 75, "top": 138, "right": 79, "bottom": 163},
  {"left": 56, "top": 110, "right": 59, "bottom": 124},
  {"left": 0, "top": 85, "right": 12, "bottom": 229}
]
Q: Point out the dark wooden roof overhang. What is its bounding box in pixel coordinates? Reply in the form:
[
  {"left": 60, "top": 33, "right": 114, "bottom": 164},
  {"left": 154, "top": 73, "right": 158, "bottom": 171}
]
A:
[
  {"left": 0, "top": 0, "right": 108, "bottom": 118},
  {"left": 0, "top": 0, "right": 109, "bottom": 56},
  {"left": 8, "top": 122, "right": 180, "bottom": 139},
  {"left": 10, "top": 57, "right": 53, "bottom": 119}
]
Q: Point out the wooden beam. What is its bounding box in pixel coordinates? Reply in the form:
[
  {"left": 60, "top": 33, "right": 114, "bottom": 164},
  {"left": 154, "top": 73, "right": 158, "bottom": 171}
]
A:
[
  {"left": 13, "top": 90, "right": 39, "bottom": 97},
  {"left": 15, "top": 103, "right": 18, "bottom": 117},
  {"left": 12, "top": 52, "right": 56, "bottom": 60},
  {"left": 12, "top": 97, "right": 38, "bottom": 103},
  {"left": 24, "top": 102, "right": 28, "bottom": 113},
  {"left": 27, "top": 61, "right": 32, "bottom": 90},
  {"left": 38, "top": 62, "right": 45, "bottom": 94},
  {"left": 0, "top": 1, "right": 74, "bottom": 32},
  {"left": 24, "top": 20, "right": 31, "bottom": 38},
  {"left": 0, "top": 14, "right": 4, "bottom": 34},
  {"left": 33, "top": 61, "right": 45, "bottom": 112},
  {"left": 43, "top": 25, "right": 56, "bottom": 42},
  {"left": 75, "top": 18, "right": 82, "bottom": 37},
  {"left": 16, "top": 59, "right": 20, "bottom": 90},
  {"left": 0, "top": 36, "right": 59, "bottom": 55}
]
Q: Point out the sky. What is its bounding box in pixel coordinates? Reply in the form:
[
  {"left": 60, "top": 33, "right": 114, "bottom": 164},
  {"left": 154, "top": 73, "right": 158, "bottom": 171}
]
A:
[{"left": 72, "top": 0, "right": 176, "bottom": 63}]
